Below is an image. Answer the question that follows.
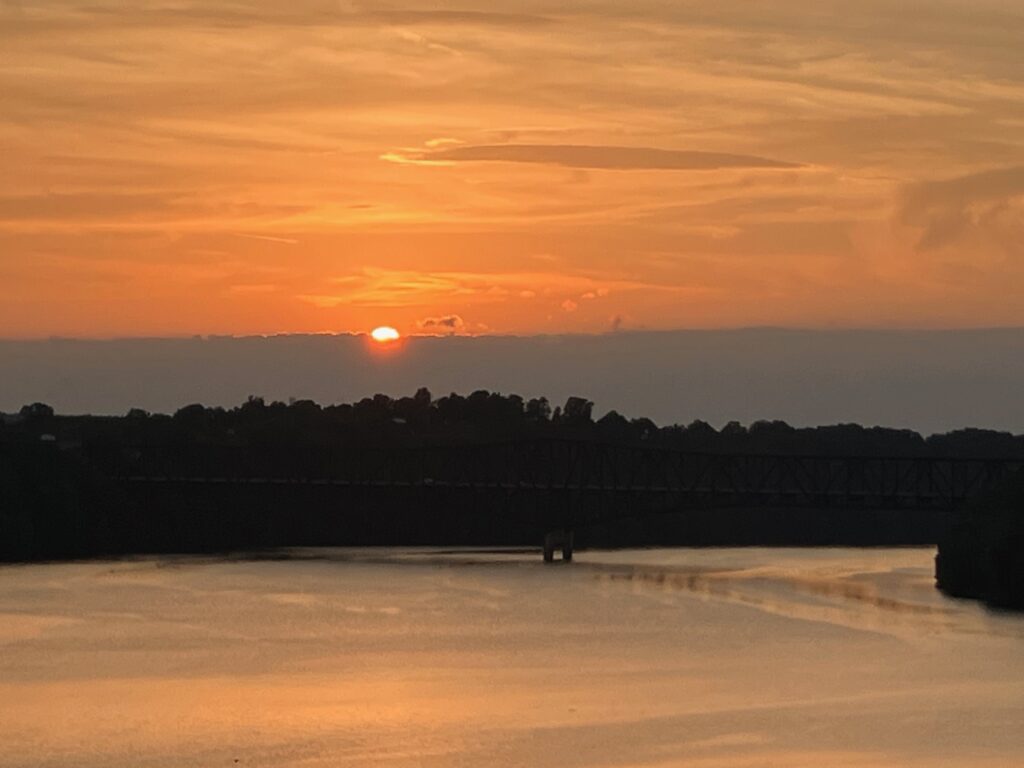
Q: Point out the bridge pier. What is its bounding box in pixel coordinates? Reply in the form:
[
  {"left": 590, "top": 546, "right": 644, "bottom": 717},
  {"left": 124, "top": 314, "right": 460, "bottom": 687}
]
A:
[{"left": 543, "top": 529, "right": 574, "bottom": 563}]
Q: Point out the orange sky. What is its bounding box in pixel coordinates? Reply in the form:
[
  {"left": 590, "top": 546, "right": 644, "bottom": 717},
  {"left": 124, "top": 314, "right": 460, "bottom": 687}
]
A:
[{"left": 2, "top": 0, "right": 1023, "bottom": 338}]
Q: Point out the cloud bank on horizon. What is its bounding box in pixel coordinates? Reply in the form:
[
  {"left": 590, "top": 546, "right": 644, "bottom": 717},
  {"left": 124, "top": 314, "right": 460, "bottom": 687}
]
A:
[
  {"left": 4, "top": 330, "right": 1024, "bottom": 435},
  {"left": 2, "top": 1, "right": 1024, "bottom": 338}
]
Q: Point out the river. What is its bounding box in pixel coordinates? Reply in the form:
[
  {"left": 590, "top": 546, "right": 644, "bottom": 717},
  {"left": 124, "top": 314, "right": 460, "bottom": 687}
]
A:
[{"left": 2, "top": 548, "right": 1023, "bottom": 767}]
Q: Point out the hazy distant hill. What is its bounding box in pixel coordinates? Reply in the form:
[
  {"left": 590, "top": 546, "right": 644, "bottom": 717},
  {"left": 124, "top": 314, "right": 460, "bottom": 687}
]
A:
[{"left": 3, "top": 328, "right": 1024, "bottom": 434}]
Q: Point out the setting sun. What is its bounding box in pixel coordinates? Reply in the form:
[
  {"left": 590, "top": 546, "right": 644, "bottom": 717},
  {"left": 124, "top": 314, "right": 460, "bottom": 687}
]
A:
[{"left": 370, "top": 326, "right": 401, "bottom": 343}]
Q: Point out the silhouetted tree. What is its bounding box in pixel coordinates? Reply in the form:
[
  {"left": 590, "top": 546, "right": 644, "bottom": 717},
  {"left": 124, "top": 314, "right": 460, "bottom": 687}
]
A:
[
  {"left": 562, "top": 396, "right": 594, "bottom": 426},
  {"left": 19, "top": 403, "right": 54, "bottom": 420},
  {"left": 240, "top": 395, "right": 266, "bottom": 413},
  {"left": 721, "top": 421, "right": 746, "bottom": 437},
  {"left": 631, "top": 417, "right": 657, "bottom": 440},
  {"left": 173, "top": 403, "right": 207, "bottom": 423},
  {"left": 597, "top": 410, "right": 631, "bottom": 438},
  {"left": 525, "top": 397, "right": 551, "bottom": 422}
]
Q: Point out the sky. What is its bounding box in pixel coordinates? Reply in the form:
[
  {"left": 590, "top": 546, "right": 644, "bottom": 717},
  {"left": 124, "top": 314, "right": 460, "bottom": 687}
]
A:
[{"left": 2, "top": 0, "right": 1024, "bottom": 338}]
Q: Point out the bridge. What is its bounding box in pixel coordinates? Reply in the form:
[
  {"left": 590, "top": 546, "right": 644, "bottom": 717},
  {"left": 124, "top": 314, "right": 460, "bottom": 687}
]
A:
[{"left": 118, "top": 438, "right": 1024, "bottom": 561}]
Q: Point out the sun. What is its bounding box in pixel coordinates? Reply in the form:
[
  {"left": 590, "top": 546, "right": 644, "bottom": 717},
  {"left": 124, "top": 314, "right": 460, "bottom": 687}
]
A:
[{"left": 370, "top": 326, "right": 401, "bottom": 343}]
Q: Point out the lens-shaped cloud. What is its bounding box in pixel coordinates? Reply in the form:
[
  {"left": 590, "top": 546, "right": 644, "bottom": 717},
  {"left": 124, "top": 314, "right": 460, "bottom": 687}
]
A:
[{"left": 392, "top": 144, "right": 800, "bottom": 171}]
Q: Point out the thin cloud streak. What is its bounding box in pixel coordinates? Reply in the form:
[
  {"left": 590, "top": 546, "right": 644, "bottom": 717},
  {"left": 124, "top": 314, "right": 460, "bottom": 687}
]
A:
[
  {"left": 398, "top": 144, "right": 801, "bottom": 170},
  {"left": 233, "top": 233, "right": 300, "bottom": 245}
]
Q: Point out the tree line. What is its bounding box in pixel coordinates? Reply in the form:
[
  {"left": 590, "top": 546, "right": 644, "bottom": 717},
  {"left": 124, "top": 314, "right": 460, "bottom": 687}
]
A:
[{"left": 6, "top": 389, "right": 1024, "bottom": 458}]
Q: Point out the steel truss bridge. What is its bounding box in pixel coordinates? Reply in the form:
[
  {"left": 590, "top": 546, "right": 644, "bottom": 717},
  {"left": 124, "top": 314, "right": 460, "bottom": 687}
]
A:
[
  {"left": 120, "top": 438, "right": 1024, "bottom": 559},
  {"left": 124, "top": 438, "right": 1023, "bottom": 509}
]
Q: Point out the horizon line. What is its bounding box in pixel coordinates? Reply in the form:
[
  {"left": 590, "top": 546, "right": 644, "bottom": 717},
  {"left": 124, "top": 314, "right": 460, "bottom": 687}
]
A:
[{"left": 6, "top": 325, "right": 1024, "bottom": 343}]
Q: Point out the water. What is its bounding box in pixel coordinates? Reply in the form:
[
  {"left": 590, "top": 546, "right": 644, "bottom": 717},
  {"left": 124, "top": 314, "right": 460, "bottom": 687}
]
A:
[{"left": 2, "top": 548, "right": 1023, "bottom": 767}]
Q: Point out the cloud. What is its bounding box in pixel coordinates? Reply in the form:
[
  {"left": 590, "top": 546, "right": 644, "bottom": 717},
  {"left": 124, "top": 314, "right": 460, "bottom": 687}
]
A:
[
  {"left": 393, "top": 144, "right": 800, "bottom": 171},
  {"left": 425, "top": 137, "right": 462, "bottom": 148},
  {"left": 370, "top": 11, "right": 552, "bottom": 28},
  {"left": 0, "top": 193, "right": 172, "bottom": 221},
  {"left": 899, "top": 166, "right": 1024, "bottom": 251},
  {"left": 296, "top": 269, "right": 669, "bottom": 310},
  {"left": 234, "top": 233, "right": 299, "bottom": 245},
  {"left": 0, "top": 193, "right": 306, "bottom": 228},
  {"left": 417, "top": 314, "right": 466, "bottom": 334},
  {"left": 561, "top": 299, "right": 579, "bottom": 312},
  {"left": 0, "top": 6, "right": 551, "bottom": 34}
]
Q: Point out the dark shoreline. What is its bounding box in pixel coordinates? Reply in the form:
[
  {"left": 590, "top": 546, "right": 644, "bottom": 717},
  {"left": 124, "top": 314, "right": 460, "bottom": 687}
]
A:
[{"left": 3, "top": 393, "right": 1021, "bottom": 608}]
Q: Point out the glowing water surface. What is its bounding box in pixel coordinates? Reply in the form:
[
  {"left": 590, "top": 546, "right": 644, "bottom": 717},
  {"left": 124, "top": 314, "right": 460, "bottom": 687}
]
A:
[{"left": 2, "top": 548, "right": 1023, "bottom": 767}]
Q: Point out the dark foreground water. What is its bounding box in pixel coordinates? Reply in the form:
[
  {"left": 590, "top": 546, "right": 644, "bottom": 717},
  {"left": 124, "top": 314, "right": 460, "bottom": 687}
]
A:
[{"left": 2, "top": 548, "right": 1023, "bottom": 767}]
